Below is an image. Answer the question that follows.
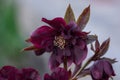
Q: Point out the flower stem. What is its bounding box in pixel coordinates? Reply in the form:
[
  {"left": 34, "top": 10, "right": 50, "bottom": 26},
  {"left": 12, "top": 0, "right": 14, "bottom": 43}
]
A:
[
  {"left": 72, "top": 56, "right": 93, "bottom": 79},
  {"left": 63, "top": 56, "right": 67, "bottom": 70}
]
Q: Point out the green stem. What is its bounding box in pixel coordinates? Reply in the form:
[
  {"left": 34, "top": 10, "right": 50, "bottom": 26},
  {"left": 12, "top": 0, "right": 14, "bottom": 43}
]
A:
[{"left": 72, "top": 56, "right": 93, "bottom": 79}]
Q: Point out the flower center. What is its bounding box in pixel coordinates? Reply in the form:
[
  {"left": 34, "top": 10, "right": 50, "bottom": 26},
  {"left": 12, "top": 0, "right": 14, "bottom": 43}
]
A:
[{"left": 54, "top": 36, "right": 65, "bottom": 49}]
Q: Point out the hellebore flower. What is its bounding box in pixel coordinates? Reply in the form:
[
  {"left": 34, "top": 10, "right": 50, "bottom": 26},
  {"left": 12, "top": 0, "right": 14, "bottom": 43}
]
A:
[
  {"left": 0, "top": 66, "right": 41, "bottom": 80},
  {"left": 44, "top": 68, "right": 70, "bottom": 80},
  {"left": 25, "top": 17, "right": 88, "bottom": 70},
  {"left": 19, "top": 68, "right": 40, "bottom": 80},
  {"left": 90, "top": 60, "right": 115, "bottom": 80},
  {"left": 0, "top": 66, "right": 18, "bottom": 80}
]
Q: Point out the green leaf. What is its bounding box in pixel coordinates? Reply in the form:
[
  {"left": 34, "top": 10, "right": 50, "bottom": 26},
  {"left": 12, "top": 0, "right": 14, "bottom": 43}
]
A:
[
  {"left": 86, "top": 35, "right": 97, "bottom": 44},
  {"left": 77, "top": 5, "right": 90, "bottom": 30},
  {"left": 64, "top": 4, "right": 75, "bottom": 24},
  {"left": 98, "top": 38, "right": 110, "bottom": 57}
]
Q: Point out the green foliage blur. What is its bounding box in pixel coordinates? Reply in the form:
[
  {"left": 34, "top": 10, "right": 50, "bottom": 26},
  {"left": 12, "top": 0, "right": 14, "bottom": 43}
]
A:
[{"left": 0, "top": 0, "right": 24, "bottom": 66}]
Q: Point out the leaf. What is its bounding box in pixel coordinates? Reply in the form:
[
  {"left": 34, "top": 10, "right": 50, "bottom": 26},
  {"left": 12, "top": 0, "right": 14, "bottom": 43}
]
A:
[
  {"left": 102, "top": 57, "right": 117, "bottom": 64},
  {"left": 98, "top": 38, "right": 110, "bottom": 57},
  {"left": 91, "top": 38, "right": 111, "bottom": 60},
  {"left": 22, "top": 46, "right": 37, "bottom": 51},
  {"left": 95, "top": 39, "right": 100, "bottom": 53},
  {"left": 64, "top": 4, "right": 75, "bottom": 24},
  {"left": 72, "top": 64, "right": 82, "bottom": 77},
  {"left": 77, "top": 5, "right": 90, "bottom": 30},
  {"left": 86, "top": 35, "right": 97, "bottom": 44},
  {"left": 95, "top": 40, "right": 100, "bottom": 50}
]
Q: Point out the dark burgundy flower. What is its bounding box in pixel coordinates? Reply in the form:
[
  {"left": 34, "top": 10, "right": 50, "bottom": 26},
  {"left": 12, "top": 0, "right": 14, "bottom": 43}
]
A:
[
  {"left": 90, "top": 60, "right": 115, "bottom": 80},
  {"left": 0, "top": 66, "right": 41, "bottom": 80},
  {"left": 44, "top": 68, "right": 70, "bottom": 80},
  {"left": 25, "top": 17, "right": 88, "bottom": 70},
  {"left": 18, "top": 68, "right": 40, "bottom": 80},
  {"left": 0, "top": 66, "right": 18, "bottom": 80}
]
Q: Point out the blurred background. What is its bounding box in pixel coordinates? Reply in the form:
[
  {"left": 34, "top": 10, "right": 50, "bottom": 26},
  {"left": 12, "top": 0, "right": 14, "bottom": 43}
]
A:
[{"left": 0, "top": 0, "right": 120, "bottom": 80}]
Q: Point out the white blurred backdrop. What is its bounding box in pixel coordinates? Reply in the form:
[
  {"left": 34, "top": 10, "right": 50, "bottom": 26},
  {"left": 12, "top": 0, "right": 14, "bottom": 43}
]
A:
[{"left": 16, "top": 0, "right": 120, "bottom": 80}]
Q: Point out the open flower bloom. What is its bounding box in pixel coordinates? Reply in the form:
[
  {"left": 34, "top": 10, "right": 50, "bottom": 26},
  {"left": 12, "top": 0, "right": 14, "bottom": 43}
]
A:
[
  {"left": 90, "top": 60, "right": 115, "bottom": 80},
  {"left": 44, "top": 68, "right": 70, "bottom": 80},
  {"left": 0, "top": 66, "right": 40, "bottom": 80},
  {"left": 25, "top": 17, "right": 88, "bottom": 70}
]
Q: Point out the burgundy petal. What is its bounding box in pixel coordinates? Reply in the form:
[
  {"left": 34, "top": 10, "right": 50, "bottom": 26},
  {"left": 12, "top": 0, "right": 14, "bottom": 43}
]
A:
[
  {"left": 103, "top": 60, "right": 115, "bottom": 76},
  {"left": 42, "top": 17, "right": 66, "bottom": 30},
  {"left": 55, "top": 48, "right": 64, "bottom": 63},
  {"left": 67, "top": 48, "right": 75, "bottom": 66},
  {"left": 30, "top": 26, "right": 55, "bottom": 48},
  {"left": 64, "top": 48, "right": 71, "bottom": 56},
  {"left": 45, "top": 39, "right": 54, "bottom": 52},
  {"left": 54, "top": 48, "right": 71, "bottom": 65},
  {"left": 91, "top": 61, "right": 104, "bottom": 79},
  {"left": 76, "top": 40, "right": 86, "bottom": 49},
  {"left": 74, "top": 43, "right": 87, "bottom": 65},
  {"left": 49, "top": 53, "right": 60, "bottom": 71}
]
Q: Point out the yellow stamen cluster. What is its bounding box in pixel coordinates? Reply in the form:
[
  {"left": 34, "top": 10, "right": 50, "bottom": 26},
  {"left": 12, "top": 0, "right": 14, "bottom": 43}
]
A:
[{"left": 54, "top": 36, "right": 66, "bottom": 49}]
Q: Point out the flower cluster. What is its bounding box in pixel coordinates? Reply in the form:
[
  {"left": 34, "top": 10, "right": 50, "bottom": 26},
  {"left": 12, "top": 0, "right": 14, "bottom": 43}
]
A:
[
  {"left": 0, "top": 66, "right": 40, "bottom": 80},
  {"left": 0, "top": 4, "right": 116, "bottom": 80}
]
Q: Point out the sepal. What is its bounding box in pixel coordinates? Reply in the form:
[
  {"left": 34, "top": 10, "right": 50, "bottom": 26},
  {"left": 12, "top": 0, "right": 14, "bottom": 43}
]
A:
[
  {"left": 77, "top": 5, "right": 90, "bottom": 30},
  {"left": 64, "top": 4, "right": 75, "bottom": 24}
]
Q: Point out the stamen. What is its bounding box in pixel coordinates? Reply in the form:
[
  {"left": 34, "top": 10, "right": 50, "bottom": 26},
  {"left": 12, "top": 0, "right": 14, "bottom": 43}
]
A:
[{"left": 54, "top": 36, "right": 65, "bottom": 49}]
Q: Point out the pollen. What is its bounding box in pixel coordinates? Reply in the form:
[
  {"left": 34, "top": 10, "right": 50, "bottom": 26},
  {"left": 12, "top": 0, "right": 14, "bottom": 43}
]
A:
[{"left": 54, "top": 36, "right": 66, "bottom": 49}]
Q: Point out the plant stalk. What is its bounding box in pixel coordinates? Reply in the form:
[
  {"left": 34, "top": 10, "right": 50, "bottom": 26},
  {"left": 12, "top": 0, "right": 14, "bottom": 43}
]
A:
[{"left": 72, "top": 56, "right": 93, "bottom": 79}]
